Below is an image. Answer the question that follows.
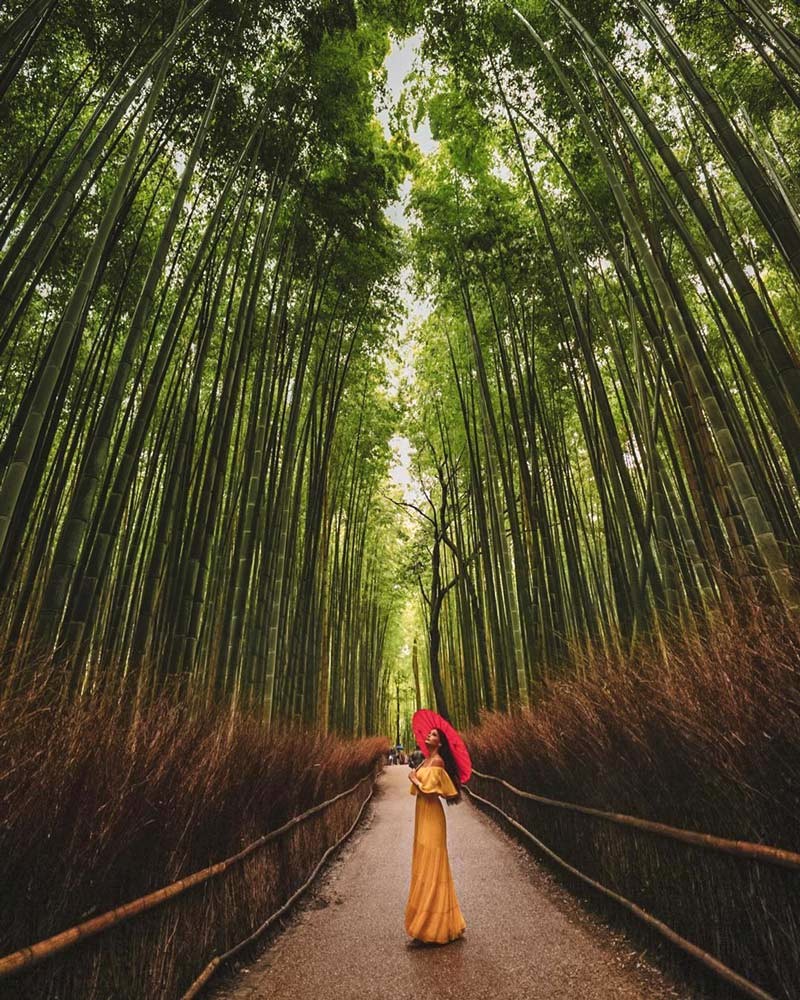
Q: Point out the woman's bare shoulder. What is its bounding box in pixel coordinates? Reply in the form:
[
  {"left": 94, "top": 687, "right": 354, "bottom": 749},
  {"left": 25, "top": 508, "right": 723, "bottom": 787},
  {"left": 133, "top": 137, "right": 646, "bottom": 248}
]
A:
[{"left": 429, "top": 753, "right": 445, "bottom": 768}]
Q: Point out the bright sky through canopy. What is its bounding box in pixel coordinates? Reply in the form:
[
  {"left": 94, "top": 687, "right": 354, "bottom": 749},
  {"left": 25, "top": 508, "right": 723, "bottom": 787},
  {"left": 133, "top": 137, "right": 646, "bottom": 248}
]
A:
[
  {"left": 376, "top": 31, "right": 437, "bottom": 157},
  {"left": 377, "top": 32, "right": 435, "bottom": 506}
]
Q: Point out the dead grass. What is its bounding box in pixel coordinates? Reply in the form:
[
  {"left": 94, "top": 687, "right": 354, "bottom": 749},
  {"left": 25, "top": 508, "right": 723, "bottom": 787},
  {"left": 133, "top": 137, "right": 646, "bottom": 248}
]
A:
[
  {"left": 0, "top": 665, "right": 387, "bottom": 998},
  {"left": 465, "top": 603, "right": 800, "bottom": 999}
]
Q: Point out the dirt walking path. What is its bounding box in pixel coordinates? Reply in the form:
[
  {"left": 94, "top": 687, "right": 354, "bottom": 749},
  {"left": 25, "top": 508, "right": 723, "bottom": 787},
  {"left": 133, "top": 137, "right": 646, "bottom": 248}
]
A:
[{"left": 213, "top": 765, "right": 701, "bottom": 1000}]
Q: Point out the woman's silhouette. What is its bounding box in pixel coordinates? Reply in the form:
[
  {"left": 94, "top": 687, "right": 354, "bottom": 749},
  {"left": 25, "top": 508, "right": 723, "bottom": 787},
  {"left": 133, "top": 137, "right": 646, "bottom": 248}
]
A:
[{"left": 404, "top": 726, "right": 466, "bottom": 945}]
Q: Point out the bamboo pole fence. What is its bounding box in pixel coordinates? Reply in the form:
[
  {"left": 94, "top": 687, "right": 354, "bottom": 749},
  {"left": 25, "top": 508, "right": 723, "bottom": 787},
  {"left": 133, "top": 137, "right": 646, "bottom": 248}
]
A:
[
  {"left": 466, "top": 776, "right": 787, "bottom": 1000},
  {"left": 471, "top": 770, "right": 800, "bottom": 869},
  {"left": 0, "top": 769, "right": 377, "bottom": 984},
  {"left": 181, "top": 775, "right": 375, "bottom": 998}
]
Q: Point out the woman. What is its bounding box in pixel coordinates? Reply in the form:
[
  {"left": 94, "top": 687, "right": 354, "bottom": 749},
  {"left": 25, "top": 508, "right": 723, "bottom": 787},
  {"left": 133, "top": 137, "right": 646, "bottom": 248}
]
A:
[{"left": 404, "top": 727, "right": 467, "bottom": 946}]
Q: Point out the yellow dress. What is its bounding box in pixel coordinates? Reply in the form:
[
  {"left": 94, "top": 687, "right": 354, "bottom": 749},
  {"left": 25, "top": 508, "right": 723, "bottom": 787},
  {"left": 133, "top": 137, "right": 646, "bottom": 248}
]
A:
[{"left": 404, "top": 764, "right": 467, "bottom": 943}]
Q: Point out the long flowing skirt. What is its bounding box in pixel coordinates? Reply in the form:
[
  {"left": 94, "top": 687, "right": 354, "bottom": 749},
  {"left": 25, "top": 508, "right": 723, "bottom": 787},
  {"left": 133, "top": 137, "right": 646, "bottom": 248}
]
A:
[{"left": 404, "top": 794, "right": 466, "bottom": 943}]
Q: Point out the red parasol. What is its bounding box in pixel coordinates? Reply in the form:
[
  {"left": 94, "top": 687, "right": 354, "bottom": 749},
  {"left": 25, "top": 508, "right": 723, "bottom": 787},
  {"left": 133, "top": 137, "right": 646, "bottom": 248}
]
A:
[{"left": 412, "top": 709, "right": 472, "bottom": 784}]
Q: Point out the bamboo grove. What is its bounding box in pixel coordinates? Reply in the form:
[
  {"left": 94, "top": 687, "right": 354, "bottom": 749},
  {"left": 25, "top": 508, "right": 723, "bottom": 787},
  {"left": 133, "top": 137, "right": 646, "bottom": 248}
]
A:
[
  {"left": 0, "top": 0, "right": 410, "bottom": 731},
  {"left": 400, "top": 0, "right": 800, "bottom": 727},
  {"left": 2, "top": 0, "right": 800, "bottom": 738}
]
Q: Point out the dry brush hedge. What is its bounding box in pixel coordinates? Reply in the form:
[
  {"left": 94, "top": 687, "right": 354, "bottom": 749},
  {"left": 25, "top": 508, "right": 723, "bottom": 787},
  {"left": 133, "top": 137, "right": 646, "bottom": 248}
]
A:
[
  {"left": 0, "top": 676, "right": 387, "bottom": 999},
  {"left": 464, "top": 607, "right": 800, "bottom": 1000}
]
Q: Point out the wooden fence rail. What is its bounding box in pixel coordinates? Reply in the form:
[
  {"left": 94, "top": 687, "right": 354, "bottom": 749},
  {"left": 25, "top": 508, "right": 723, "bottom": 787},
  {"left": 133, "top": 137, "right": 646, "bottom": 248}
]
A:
[
  {"left": 0, "top": 770, "right": 375, "bottom": 982},
  {"left": 471, "top": 769, "right": 800, "bottom": 869},
  {"left": 181, "top": 776, "right": 375, "bottom": 999},
  {"left": 466, "top": 772, "right": 792, "bottom": 1000}
]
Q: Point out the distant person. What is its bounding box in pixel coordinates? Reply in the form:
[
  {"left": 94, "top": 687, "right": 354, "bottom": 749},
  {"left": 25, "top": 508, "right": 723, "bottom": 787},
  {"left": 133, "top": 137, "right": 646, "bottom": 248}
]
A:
[
  {"left": 388, "top": 748, "right": 395, "bottom": 766},
  {"left": 405, "top": 725, "right": 466, "bottom": 946},
  {"left": 409, "top": 748, "right": 424, "bottom": 768}
]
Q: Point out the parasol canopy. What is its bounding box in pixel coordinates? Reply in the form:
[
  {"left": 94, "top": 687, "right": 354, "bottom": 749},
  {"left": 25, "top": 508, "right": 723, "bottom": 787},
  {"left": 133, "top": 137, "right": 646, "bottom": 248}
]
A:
[{"left": 411, "top": 708, "right": 472, "bottom": 784}]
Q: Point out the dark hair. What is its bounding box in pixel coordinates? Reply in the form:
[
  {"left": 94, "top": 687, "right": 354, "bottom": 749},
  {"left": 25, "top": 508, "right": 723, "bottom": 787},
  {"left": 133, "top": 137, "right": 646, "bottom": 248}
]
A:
[{"left": 434, "top": 729, "right": 462, "bottom": 805}]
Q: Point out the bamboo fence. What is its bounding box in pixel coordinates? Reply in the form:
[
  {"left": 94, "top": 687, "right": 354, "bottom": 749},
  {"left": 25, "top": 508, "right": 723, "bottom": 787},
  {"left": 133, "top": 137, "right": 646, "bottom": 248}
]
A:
[
  {"left": 0, "top": 767, "right": 378, "bottom": 996},
  {"left": 466, "top": 770, "right": 800, "bottom": 1000}
]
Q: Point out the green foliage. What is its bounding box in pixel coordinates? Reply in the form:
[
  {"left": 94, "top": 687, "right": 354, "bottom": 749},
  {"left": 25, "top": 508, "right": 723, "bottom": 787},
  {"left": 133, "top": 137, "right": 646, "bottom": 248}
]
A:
[{"left": 2, "top": 0, "right": 800, "bottom": 742}]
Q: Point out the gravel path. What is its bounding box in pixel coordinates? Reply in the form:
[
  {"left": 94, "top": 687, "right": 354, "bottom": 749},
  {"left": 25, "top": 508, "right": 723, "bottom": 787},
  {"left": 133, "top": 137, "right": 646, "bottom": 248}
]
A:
[{"left": 212, "top": 765, "right": 700, "bottom": 1000}]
